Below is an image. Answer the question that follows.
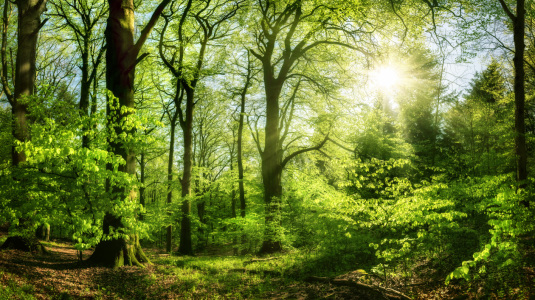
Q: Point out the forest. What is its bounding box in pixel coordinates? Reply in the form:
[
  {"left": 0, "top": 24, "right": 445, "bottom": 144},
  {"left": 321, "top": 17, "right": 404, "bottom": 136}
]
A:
[{"left": 0, "top": 0, "right": 534, "bottom": 299}]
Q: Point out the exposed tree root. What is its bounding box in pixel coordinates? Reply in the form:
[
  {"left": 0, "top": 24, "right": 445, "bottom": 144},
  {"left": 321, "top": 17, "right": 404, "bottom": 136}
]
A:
[{"left": 87, "top": 235, "right": 150, "bottom": 269}]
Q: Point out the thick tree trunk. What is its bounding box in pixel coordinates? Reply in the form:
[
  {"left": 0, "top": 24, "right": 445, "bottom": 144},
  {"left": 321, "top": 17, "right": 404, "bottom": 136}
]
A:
[
  {"left": 512, "top": 0, "right": 528, "bottom": 193},
  {"left": 11, "top": 0, "right": 47, "bottom": 166},
  {"left": 3, "top": 0, "right": 46, "bottom": 247},
  {"left": 499, "top": 0, "right": 528, "bottom": 206},
  {"left": 90, "top": 213, "right": 150, "bottom": 267},
  {"left": 259, "top": 80, "right": 283, "bottom": 254},
  {"left": 11, "top": 102, "right": 29, "bottom": 164},
  {"left": 178, "top": 88, "right": 195, "bottom": 256},
  {"left": 89, "top": 0, "right": 142, "bottom": 268},
  {"left": 89, "top": 0, "right": 170, "bottom": 268}
]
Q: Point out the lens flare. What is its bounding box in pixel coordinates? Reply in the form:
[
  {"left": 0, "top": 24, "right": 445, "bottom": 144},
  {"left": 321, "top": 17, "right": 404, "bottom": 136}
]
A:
[{"left": 371, "top": 66, "right": 401, "bottom": 89}]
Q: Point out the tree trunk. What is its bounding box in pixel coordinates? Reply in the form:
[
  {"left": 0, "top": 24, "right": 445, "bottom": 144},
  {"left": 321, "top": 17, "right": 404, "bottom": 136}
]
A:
[
  {"left": 499, "top": 0, "right": 528, "bottom": 206},
  {"left": 139, "top": 151, "right": 146, "bottom": 221},
  {"left": 80, "top": 40, "right": 91, "bottom": 148},
  {"left": 166, "top": 113, "right": 178, "bottom": 252},
  {"left": 178, "top": 88, "right": 195, "bottom": 256},
  {"left": 90, "top": 213, "right": 150, "bottom": 267},
  {"left": 89, "top": 0, "right": 170, "bottom": 268},
  {"left": 512, "top": 0, "right": 528, "bottom": 193},
  {"left": 11, "top": 0, "right": 47, "bottom": 166},
  {"left": 230, "top": 155, "right": 237, "bottom": 218},
  {"left": 259, "top": 79, "right": 283, "bottom": 254},
  {"left": 36, "top": 223, "right": 49, "bottom": 241},
  {"left": 237, "top": 58, "right": 250, "bottom": 218}
]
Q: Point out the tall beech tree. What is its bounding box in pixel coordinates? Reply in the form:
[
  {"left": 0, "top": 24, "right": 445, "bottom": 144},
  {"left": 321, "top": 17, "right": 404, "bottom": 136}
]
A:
[
  {"left": 1, "top": 0, "right": 47, "bottom": 166},
  {"left": 0, "top": 0, "right": 46, "bottom": 244},
  {"left": 158, "top": 0, "right": 242, "bottom": 255},
  {"left": 161, "top": 85, "right": 180, "bottom": 253},
  {"left": 88, "top": 0, "right": 170, "bottom": 268},
  {"left": 236, "top": 52, "right": 255, "bottom": 218},
  {"left": 498, "top": 0, "right": 528, "bottom": 202},
  {"left": 250, "top": 0, "right": 370, "bottom": 254}
]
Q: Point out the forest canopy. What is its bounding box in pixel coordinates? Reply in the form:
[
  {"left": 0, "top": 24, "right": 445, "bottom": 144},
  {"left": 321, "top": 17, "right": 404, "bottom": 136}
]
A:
[{"left": 0, "top": 0, "right": 534, "bottom": 298}]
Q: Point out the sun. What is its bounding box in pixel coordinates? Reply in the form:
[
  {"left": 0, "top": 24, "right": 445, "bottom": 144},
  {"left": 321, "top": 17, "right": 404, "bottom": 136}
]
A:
[{"left": 371, "top": 66, "right": 401, "bottom": 90}]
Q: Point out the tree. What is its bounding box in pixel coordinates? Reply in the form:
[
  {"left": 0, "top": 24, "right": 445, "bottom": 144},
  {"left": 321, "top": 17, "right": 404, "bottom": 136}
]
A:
[
  {"left": 48, "top": 0, "right": 107, "bottom": 148},
  {"left": 498, "top": 0, "right": 528, "bottom": 203},
  {"left": 396, "top": 49, "right": 441, "bottom": 170},
  {"left": 1, "top": 0, "right": 47, "bottom": 166},
  {"left": 158, "top": 0, "right": 242, "bottom": 255},
  {"left": 249, "top": 0, "right": 370, "bottom": 254},
  {"left": 192, "top": 88, "right": 229, "bottom": 247},
  {"left": 236, "top": 52, "right": 255, "bottom": 218},
  {"left": 156, "top": 67, "right": 180, "bottom": 253},
  {"left": 444, "top": 61, "right": 512, "bottom": 177},
  {"left": 88, "top": 0, "right": 170, "bottom": 268}
]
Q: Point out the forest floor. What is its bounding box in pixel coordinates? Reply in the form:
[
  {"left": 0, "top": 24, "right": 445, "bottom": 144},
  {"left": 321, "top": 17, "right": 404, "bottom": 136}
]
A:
[{"left": 0, "top": 235, "right": 471, "bottom": 300}]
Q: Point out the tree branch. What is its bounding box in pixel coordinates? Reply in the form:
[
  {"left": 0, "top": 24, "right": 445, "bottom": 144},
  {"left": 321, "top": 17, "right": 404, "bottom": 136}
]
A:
[
  {"left": 130, "top": 0, "right": 171, "bottom": 59},
  {"left": 497, "top": 0, "right": 516, "bottom": 22},
  {"left": 281, "top": 132, "right": 329, "bottom": 169}
]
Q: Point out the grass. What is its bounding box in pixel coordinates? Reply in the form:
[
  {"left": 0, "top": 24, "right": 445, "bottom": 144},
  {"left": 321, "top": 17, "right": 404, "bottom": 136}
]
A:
[
  {"left": 0, "top": 241, "right": 476, "bottom": 299},
  {"left": 152, "top": 255, "right": 283, "bottom": 298},
  {"left": 144, "top": 249, "right": 373, "bottom": 298},
  {"left": 0, "top": 271, "right": 37, "bottom": 300}
]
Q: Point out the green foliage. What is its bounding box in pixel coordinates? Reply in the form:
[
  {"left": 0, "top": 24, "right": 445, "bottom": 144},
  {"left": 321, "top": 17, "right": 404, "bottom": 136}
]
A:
[
  {"left": 443, "top": 61, "right": 514, "bottom": 177},
  {"left": 445, "top": 182, "right": 535, "bottom": 293},
  {"left": 0, "top": 91, "right": 155, "bottom": 248},
  {"left": 0, "top": 1, "right": 532, "bottom": 297}
]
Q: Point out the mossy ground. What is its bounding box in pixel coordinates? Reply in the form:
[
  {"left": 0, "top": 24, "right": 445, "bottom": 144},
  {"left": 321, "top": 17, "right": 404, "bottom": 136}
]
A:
[{"left": 0, "top": 236, "right": 494, "bottom": 299}]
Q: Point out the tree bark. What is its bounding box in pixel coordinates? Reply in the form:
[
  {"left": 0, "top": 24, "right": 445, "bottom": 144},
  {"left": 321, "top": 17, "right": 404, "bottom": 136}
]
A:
[
  {"left": 237, "top": 53, "right": 253, "bottom": 218},
  {"left": 11, "top": 0, "right": 47, "bottom": 166},
  {"left": 259, "top": 76, "right": 284, "bottom": 254},
  {"left": 80, "top": 42, "right": 90, "bottom": 148},
  {"left": 178, "top": 87, "right": 195, "bottom": 256},
  {"left": 88, "top": 0, "right": 170, "bottom": 268},
  {"left": 230, "top": 155, "right": 237, "bottom": 218},
  {"left": 498, "top": 0, "right": 528, "bottom": 206},
  {"left": 252, "top": 1, "right": 334, "bottom": 254},
  {"left": 139, "top": 152, "right": 146, "bottom": 220},
  {"left": 166, "top": 112, "right": 178, "bottom": 252},
  {"left": 512, "top": 0, "right": 528, "bottom": 193}
]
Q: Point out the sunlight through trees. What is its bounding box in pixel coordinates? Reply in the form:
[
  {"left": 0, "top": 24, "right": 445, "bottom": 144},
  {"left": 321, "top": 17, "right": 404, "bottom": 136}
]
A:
[{"left": 0, "top": 0, "right": 534, "bottom": 298}]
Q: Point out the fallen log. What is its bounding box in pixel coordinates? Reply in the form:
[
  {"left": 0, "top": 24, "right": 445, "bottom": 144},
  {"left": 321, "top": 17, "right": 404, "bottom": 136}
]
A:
[{"left": 306, "top": 276, "right": 411, "bottom": 300}]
